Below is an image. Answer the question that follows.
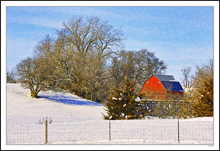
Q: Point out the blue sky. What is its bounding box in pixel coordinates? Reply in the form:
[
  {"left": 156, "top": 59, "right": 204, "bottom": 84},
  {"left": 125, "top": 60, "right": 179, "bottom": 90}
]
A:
[{"left": 6, "top": 6, "right": 214, "bottom": 83}]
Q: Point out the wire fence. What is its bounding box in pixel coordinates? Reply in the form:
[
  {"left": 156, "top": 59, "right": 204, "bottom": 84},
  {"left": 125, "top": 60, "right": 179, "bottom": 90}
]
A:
[{"left": 6, "top": 119, "right": 213, "bottom": 144}]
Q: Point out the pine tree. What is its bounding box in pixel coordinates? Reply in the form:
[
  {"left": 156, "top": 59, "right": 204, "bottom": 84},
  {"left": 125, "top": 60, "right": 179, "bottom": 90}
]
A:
[
  {"left": 103, "top": 77, "right": 143, "bottom": 120},
  {"left": 193, "top": 76, "right": 213, "bottom": 117}
]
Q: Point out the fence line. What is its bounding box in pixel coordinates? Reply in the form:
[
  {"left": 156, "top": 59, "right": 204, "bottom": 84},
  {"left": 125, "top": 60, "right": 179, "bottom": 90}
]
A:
[{"left": 6, "top": 119, "right": 213, "bottom": 144}]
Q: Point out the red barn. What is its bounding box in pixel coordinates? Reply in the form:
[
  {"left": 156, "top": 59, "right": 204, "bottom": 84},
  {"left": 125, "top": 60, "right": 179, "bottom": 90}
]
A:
[{"left": 140, "top": 75, "right": 184, "bottom": 100}]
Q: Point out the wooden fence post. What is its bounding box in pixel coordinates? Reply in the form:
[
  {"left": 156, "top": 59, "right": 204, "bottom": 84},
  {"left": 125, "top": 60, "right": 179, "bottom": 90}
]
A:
[
  {"left": 178, "top": 118, "right": 180, "bottom": 142},
  {"left": 177, "top": 100, "right": 180, "bottom": 143},
  {"left": 109, "top": 119, "right": 111, "bottom": 141},
  {"left": 45, "top": 119, "right": 48, "bottom": 144}
]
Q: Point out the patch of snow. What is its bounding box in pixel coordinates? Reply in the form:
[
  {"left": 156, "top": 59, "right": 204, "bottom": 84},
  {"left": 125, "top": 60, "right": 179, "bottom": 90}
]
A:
[{"left": 135, "top": 97, "right": 141, "bottom": 102}]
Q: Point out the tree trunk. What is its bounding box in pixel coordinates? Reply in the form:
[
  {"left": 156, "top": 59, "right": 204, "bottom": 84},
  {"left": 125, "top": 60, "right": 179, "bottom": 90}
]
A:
[
  {"left": 85, "top": 86, "right": 88, "bottom": 100},
  {"left": 31, "top": 90, "right": 38, "bottom": 98},
  {"left": 91, "top": 93, "right": 93, "bottom": 101}
]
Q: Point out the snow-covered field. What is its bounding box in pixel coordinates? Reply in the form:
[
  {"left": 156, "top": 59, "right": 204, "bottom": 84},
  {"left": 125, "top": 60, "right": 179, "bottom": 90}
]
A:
[{"left": 6, "top": 83, "right": 214, "bottom": 145}]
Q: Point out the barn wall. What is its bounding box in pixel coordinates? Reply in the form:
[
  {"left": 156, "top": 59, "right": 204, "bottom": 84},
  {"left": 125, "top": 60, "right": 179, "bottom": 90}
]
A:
[{"left": 141, "top": 75, "right": 167, "bottom": 100}]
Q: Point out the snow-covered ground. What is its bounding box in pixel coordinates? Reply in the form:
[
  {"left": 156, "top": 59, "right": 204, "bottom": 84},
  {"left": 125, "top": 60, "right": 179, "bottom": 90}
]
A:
[
  {"left": 6, "top": 83, "right": 214, "bottom": 145},
  {"left": 7, "top": 83, "right": 105, "bottom": 124}
]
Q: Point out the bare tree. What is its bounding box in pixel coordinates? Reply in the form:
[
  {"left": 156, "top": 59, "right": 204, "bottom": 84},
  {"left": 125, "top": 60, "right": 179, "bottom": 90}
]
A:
[
  {"left": 62, "top": 16, "right": 123, "bottom": 56},
  {"left": 107, "top": 49, "right": 167, "bottom": 92},
  {"left": 7, "top": 70, "right": 16, "bottom": 83},
  {"left": 142, "top": 49, "right": 167, "bottom": 79},
  {"left": 181, "top": 66, "right": 193, "bottom": 88},
  {"left": 193, "top": 59, "right": 213, "bottom": 89},
  {"left": 16, "top": 57, "right": 57, "bottom": 98},
  {"left": 48, "top": 16, "right": 124, "bottom": 101},
  {"left": 16, "top": 36, "right": 57, "bottom": 98}
]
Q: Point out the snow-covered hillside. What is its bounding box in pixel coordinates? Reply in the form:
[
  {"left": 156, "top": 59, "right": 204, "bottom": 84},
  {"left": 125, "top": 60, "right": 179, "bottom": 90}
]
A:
[
  {"left": 6, "top": 83, "right": 214, "bottom": 145},
  {"left": 7, "top": 83, "right": 106, "bottom": 124}
]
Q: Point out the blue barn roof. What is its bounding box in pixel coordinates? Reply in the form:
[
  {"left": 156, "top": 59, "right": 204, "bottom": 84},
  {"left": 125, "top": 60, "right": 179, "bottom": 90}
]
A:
[{"left": 161, "top": 81, "right": 184, "bottom": 92}]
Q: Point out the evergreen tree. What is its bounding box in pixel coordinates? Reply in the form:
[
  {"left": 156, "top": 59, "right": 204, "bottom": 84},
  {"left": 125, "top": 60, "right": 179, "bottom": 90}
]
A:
[
  {"left": 193, "top": 76, "right": 213, "bottom": 117},
  {"left": 103, "top": 77, "right": 143, "bottom": 120}
]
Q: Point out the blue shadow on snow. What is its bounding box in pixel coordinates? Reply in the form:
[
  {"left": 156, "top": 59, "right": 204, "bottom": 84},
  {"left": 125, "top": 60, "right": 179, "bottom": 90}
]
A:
[{"left": 39, "top": 94, "right": 103, "bottom": 106}]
